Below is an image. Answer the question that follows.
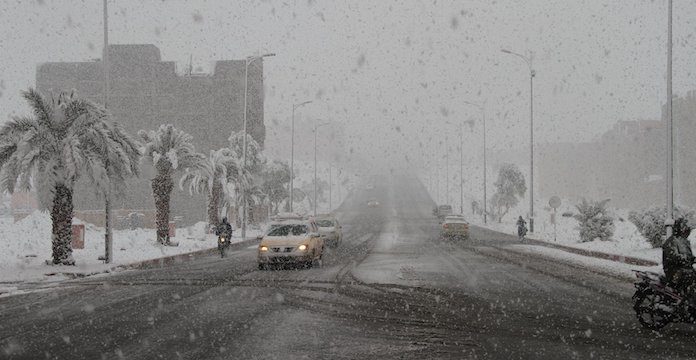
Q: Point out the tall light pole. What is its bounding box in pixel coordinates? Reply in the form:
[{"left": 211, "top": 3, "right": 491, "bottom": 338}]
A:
[
  {"left": 328, "top": 166, "right": 332, "bottom": 211},
  {"left": 445, "top": 132, "right": 449, "bottom": 205},
  {"left": 314, "top": 122, "right": 330, "bottom": 216},
  {"left": 102, "top": 0, "right": 113, "bottom": 263},
  {"left": 241, "top": 52, "right": 275, "bottom": 239},
  {"left": 463, "top": 101, "right": 487, "bottom": 224},
  {"left": 501, "top": 48, "right": 536, "bottom": 232},
  {"left": 666, "top": 0, "right": 674, "bottom": 237},
  {"left": 290, "top": 100, "right": 312, "bottom": 212}
]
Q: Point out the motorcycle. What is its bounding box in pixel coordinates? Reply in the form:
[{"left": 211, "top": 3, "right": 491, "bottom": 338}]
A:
[
  {"left": 632, "top": 270, "right": 696, "bottom": 330},
  {"left": 218, "top": 236, "right": 230, "bottom": 258}
]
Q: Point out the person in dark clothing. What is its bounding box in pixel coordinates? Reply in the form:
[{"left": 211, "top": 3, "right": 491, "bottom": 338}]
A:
[
  {"left": 516, "top": 216, "right": 527, "bottom": 241},
  {"left": 662, "top": 217, "right": 696, "bottom": 302},
  {"left": 215, "top": 217, "right": 233, "bottom": 238}
]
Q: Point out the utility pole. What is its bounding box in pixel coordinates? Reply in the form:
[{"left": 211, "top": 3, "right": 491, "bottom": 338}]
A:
[
  {"left": 501, "top": 49, "right": 535, "bottom": 232},
  {"left": 290, "top": 100, "right": 312, "bottom": 212},
  {"left": 666, "top": 0, "right": 674, "bottom": 238},
  {"left": 313, "top": 122, "right": 330, "bottom": 216},
  {"left": 459, "top": 122, "right": 464, "bottom": 214},
  {"left": 241, "top": 53, "right": 275, "bottom": 239},
  {"left": 329, "top": 166, "right": 332, "bottom": 211},
  {"left": 445, "top": 132, "right": 449, "bottom": 205},
  {"left": 463, "top": 101, "right": 487, "bottom": 224},
  {"left": 102, "top": 0, "right": 113, "bottom": 263}
]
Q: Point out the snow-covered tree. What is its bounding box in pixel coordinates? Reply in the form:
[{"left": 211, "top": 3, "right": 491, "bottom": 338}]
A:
[
  {"left": 179, "top": 148, "right": 242, "bottom": 227},
  {"left": 139, "top": 124, "right": 205, "bottom": 244},
  {"left": 629, "top": 206, "right": 694, "bottom": 248},
  {"left": 574, "top": 198, "right": 614, "bottom": 242},
  {"left": 261, "top": 160, "right": 291, "bottom": 214},
  {"left": 227, "top": 131, "right": 264, "bottom": 224},
  {"left": 490, "top": 164, "right": 526, "bottom": 222},
  {"left": 0, "top": 89, "right": 140, "bottom": 265}
]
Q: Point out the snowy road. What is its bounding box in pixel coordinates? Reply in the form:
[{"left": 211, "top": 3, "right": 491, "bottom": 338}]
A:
[{"left": 1, "top": 176, "right": 695, "bottom": 359}]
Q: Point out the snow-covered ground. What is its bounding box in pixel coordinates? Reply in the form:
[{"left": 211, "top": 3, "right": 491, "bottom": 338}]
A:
[
  {"left": 0, "top": 211, "right": 261, "bottom": 286},
  {"left": 430, "top": 189, "right": 696, "bottom": 267}
]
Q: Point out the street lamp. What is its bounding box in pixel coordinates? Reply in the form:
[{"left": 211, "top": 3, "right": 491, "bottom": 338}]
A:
[
  {"left": 666, "top": 0, "right": 674, "bottom": 237},
  {"left": 290, "top": 100, "right": 312, "bottom": 212},
  {"left": 463, "top": 101, "right": 486, "bottom": 224},
  {"left": 241, "top": 52, "right": 275, "bottom": 239},
  {"left": 314, "top": 121, "right": 331, "bottom": 216},
  {"left": 501, "top": 48, "right": 536, "bottom": 233}
]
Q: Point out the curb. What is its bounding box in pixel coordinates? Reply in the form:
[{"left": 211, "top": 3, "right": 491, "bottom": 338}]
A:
[
  {"left": 123, "top": 238, "right": 261, "bottom": 270},
  {"left": 55, "top": 238, "right": 261, "bottom": 278},
  {"left": 522, "top": 238, "right": 658, "bottom": 267}
]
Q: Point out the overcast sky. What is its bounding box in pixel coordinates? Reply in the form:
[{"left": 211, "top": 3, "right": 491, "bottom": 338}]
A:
[{"left": 1, "top": 0, "right": 695, "bottom": 173}]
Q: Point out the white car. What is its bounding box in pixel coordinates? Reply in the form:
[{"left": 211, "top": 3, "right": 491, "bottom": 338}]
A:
[
  {"left": 257, "top": 219, "right": 325, "bottom": 269},
  {"left": 316, "top": 215, "right": 343, "bottom": 248}
]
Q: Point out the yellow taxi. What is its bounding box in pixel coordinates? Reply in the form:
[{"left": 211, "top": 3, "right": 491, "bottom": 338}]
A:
[{"left": 257, "top": 218, "right": 324, "bottom": 270}]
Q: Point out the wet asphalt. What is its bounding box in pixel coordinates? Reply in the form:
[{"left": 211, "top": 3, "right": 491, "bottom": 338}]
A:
[{"left": 1, "top": 175, "right": 695, "bottom": 359}]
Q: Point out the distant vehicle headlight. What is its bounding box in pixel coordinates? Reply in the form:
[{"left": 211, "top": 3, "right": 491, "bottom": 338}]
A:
[
  {"left": 219, "top": 238, "right": 226, "bottom": 243},
  {"left": 298, "top": 244, "right": 307, "bottom": 251},
  {"left": 259, "top": 246, "right": 268, "bottom": 252}
]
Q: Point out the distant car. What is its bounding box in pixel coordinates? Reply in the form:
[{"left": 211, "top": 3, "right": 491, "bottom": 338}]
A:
[
  {"left": 315, "top": 215, "right": 343, "bottom": 248},
  {"left": 367, "top": 199, "right": 380, "bottom": 207},
  {"left": 441, "top": 215, "right": 469, "bottom": 240},
  {"left": 433, "top": 204, "right": 453, "bottom": 220},
  {"left": 257, "top": 219, "right": 324, "bottom": 270}
]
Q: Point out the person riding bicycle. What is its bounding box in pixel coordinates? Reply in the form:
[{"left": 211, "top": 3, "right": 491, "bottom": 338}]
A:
[
  {"left": 662, "top": 217, "right": 696, "bottom": 302},
  {"left": 516, "top": 216, "right": 527, "bottom": 241},
  {"left": 215, "top": 217, "right": 233, "bottom": 239}
]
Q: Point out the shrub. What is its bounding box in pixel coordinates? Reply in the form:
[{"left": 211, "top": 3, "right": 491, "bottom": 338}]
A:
[
  {"left": 573, "top": 199, "right": 614, "bottom": 242},
  {"left": 628, "top": 206, "right": 694, "bottom": 248}
]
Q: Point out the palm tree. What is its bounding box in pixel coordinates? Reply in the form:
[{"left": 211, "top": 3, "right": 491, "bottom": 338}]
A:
[
  {"left": 0, "top": 88, "right": 140, "bottom": 265},
  {"left": 179, "top": 148, "right": 242, "bottom": 227},
  {"left": 139, "top": 124, "right": 206, "bottom": 244}
]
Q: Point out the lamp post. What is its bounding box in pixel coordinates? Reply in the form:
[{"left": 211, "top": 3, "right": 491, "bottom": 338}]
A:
[
  {"left": 314, "top": 122, "right": 331, "bottom": 216},
  {"left": 463, "top": 101, "right": 486, "bottom": 224},
  {"left": 501, "top": 48, "right": 536, "bottom": 232},
  {"left": 102, "top": 0, "right": 113, "bottom": 263},
  {"left": 666, "top": 0, "right": 674, "bottom": 237},
  {"left": 241, "top": 52, "right": 275, "bottom": 239},
  {"left": 290, "top": 100, "right": 312, "bottom": 212}
]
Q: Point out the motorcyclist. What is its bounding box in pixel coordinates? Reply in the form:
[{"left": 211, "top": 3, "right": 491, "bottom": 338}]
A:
[
  {"left": 662, "top": 217, "right": 696, "bottom": 302},
  {"left": 215, "top": 217, "right": 233, "bottom": 239},
  {"left": 516, "top": 216, "right": 527, "bottom": 241}
]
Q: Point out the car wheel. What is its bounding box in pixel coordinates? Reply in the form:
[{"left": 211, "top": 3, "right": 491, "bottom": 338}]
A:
[{"left": 258, "top": 263, "right": 266, "bottom": 271}]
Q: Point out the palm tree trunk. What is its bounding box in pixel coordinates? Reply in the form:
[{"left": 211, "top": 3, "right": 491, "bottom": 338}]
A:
[
  {"left": 152, "top": 172, "right": 173, "bottom": 244},
  {"left": 51, "top": 184, "right": 75, "bottom": 265},
  {"left": 208, "top": 181, "right": 222, "bottom": 226}
]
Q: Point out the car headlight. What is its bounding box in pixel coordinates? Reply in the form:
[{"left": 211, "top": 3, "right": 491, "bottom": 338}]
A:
[
  {"left": 259, "top": 246, "right": 268, "bottom": 252},
  {"left": 298, "top": 244, "right": 307, "bottom": 251},
  {"left": 219, "top": 238, "right": 226, "bottom": 243}
]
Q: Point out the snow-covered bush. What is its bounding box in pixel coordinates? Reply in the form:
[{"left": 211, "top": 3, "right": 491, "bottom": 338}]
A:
[
  {"left": 628, "top": 206, "right": 694, "bottom": 248},
  {"left": 573, "top": 198, "right": 614, "bottom": 242}
]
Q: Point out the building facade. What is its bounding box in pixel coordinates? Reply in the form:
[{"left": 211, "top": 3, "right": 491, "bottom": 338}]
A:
[{"left": 35, "top": 44, "right": 266, "bottom": 225}]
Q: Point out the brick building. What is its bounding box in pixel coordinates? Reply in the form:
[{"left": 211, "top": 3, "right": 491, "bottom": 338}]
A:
[{"left": 35, "top": 44, "right": 266, "bottom": 225}]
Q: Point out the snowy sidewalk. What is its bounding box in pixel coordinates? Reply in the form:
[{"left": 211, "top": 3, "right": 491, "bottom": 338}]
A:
[{"left": 0, "top": 212, "right": 262, "bottom": 293}]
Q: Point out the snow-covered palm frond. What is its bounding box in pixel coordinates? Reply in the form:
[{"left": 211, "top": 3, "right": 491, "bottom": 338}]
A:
[
  {"left": 21, "top": 88, "right": 53, "bottom": 129},
  {"left": 0, "top": 88, "right": 140, "bottom": 208},
  {"left": 139, "top": 124, "right": 206, "bottom": 176}
]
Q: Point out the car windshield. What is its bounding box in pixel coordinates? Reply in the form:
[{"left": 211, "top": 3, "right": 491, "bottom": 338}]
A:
[
  {"left": 316, "top": 220, "right": 334, "bottom": 227},
  {"left": 267, "top": 225, "right": 308, "bottom": 237}
]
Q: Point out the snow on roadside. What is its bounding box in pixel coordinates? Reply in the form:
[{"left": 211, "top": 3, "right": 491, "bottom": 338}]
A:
[
  {"left": 505, "top": 244, "right": 662, "bottom": 281},
  {"left": 0, "top": 211, "right": 260, "bottom": 284},
  {"left": 469, "top": 199, "right": 696, "bottom": 265}
]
